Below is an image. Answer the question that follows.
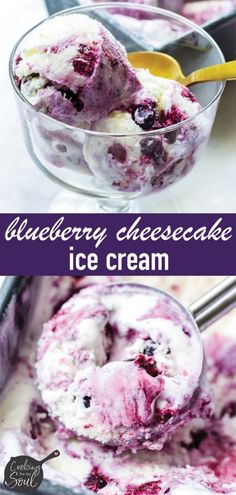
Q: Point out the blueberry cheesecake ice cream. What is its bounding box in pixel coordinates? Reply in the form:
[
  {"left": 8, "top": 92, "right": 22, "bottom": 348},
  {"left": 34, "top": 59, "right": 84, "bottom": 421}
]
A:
[
  {"left": 12, "top": 11, "right": 212, "bottom": 193},
  {"left": 14, "top": 14, "right": 140, "bottom": 126},
  {"left": 84, "top": 69, "right": 207, "bottom": 193},
  {"left": 13, "top": 12, "right": 140, "bottom": 172},
  {"left": 79, "top": 0, "right": 236, "bottom": 25},
  {"left": 35, "top": 283, "right": 210, "bottom": 452},
  {"left": 1, "top": 276, "right": 236, "bottom": 494}
]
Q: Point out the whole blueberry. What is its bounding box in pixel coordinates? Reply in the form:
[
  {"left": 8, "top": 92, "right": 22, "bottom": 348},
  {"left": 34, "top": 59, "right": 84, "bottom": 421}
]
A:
[
  {"left": 132, "top": 104, "right": 157, "bottom": 131},
  {"left": 83, "top": 396, "right": 91, "bottom": 408}
]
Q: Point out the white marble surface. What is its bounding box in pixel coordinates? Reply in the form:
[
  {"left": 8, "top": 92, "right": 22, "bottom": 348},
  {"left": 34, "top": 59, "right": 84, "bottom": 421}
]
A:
[{"left": 1, "top": 0, "right": 236, "bottom": 212}]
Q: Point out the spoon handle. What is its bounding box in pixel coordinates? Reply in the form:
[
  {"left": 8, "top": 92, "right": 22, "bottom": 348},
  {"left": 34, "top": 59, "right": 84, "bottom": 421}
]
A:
[
  {"left": 185, "top": 60, "right": 236, "bottom": 85},
  {"left": 189, "top": 276, "right": 236, "bottom": 332}
]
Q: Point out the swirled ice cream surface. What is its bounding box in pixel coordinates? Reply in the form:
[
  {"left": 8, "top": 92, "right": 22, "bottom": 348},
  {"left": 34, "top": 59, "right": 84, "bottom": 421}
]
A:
[
  {"left": 14, "top": 14, "right": 141, "bottom": 126},
  {"left": 13, "top": 12, "right": 210, "bottom": 192}
]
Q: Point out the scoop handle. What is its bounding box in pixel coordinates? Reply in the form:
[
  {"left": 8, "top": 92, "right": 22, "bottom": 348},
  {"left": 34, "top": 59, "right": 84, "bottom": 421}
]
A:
[
  {"left": 189, "top": 276, "right": 236, "bottom": 332},
  {"left": 39, "top": 450, "right": 60, "bottom": 466},
  {"left": 185, "top": 60, "right": 236, "bottom": 85}
]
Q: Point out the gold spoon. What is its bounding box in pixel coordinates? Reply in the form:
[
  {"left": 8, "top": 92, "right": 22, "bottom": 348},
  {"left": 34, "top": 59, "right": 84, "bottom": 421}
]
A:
[{"left": 128, "top": 51, "right": 236, "bottom": 85}]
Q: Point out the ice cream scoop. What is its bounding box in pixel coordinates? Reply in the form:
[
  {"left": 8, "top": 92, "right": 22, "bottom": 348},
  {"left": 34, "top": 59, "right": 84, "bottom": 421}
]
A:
[
  {"left": 128, "top": 51, "right": 236, "bottom": 86},
  {"left": 14, "top": 13, "right": 141, "bottom": 125},
  {"left": 35, "top": 278, "right": 236, "bottom": 454}
]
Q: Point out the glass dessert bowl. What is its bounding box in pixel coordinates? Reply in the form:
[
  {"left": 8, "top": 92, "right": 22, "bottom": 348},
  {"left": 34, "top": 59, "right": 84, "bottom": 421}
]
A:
[{"left": 9, "top": 3, "right": 225, "bottom": 213}]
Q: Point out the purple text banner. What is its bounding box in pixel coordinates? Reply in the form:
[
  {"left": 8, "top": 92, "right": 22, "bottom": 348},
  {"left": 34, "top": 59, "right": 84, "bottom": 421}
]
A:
[{"left": 0, "top": 214, "right": 235, "bottom": 275}]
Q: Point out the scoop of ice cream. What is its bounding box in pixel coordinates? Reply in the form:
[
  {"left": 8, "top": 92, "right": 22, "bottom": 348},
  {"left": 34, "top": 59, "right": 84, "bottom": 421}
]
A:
[
  {"left": 112, "top": 14, "right": 186, "bottom": 49},
  {"left": 36, "top": 283, "right": 211, "bottom": 451},
  {"left": 14, "top": 13, "right": 140, "bottom": 125},
  {"left": 84, "top": 69, "right": 208, "bottom": 193}
]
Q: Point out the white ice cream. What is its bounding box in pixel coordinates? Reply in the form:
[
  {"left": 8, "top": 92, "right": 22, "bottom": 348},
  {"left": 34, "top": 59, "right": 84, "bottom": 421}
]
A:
[
  {"left": 84, "top": 69, "right": 208, "bottom": 193},
  {"left": 35, "top": 283, "right": 209, "bottom": 451}
]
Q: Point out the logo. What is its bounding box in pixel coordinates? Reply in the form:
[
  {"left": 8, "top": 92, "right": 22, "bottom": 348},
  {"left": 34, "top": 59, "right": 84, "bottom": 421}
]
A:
[{"left": 3, "top": 450, "right": 60, "bottom": 492}]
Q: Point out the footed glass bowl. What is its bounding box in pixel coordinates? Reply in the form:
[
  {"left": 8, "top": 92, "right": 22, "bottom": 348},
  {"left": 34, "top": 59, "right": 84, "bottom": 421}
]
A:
[{"left": 9, "top": 3, "right": 225, "bottom": 213}]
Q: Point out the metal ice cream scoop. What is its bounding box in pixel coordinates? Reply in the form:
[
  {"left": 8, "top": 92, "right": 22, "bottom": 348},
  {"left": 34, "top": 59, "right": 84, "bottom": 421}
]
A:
[{"left": 189, "top": 276, "right": 236, "bottom": 332}]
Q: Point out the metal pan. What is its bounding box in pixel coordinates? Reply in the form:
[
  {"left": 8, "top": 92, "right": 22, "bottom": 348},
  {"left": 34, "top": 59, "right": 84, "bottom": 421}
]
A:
[{"left": 44, "top": 0, "right": 236, "bottom": 59}]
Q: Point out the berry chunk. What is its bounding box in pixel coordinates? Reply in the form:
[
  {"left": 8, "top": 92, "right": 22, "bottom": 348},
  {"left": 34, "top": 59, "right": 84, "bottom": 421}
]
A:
[{"left": 85, "top": 468, "right": 108, "bottom": 492}]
